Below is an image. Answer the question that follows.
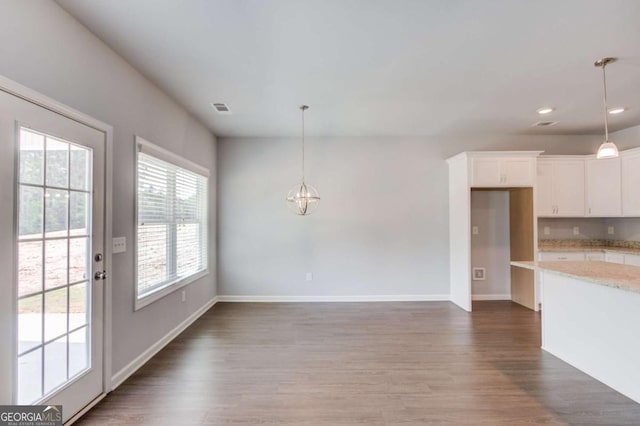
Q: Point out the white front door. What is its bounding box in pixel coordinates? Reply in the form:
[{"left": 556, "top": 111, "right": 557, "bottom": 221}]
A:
[{"left": 0, "top": 88, "right": 105, "bottom": 423}]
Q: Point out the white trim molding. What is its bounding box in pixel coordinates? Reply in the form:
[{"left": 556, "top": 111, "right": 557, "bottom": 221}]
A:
[
  {"left": 472, "top": 294, "right": 512, "bottom": 301},
  {"left": 218, "top": 294, "right": 450, "bottom": 303},
  {"left": 111, "top": 297, "right": 218, "bottom": 390},
  {"left": 0, "top": 74, "right": 115, "bottom": 400}
]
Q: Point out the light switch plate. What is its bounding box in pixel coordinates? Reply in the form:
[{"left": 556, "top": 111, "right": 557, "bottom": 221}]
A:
[
  {"left": 608, "top": 226, "right": 615, "bottom": 235},
  {"left": 112, "top": 236, "right": 126, "bottom": 254},
  {"left": 306, "top": 272, "right": 313, "bottom": 281},
  {"left": 573, "top": 226, "right": 580, "bottom": 236},
  {"left": 472, "top": 226, "right": 479, "bottom": 235},
  {"left": 543, "top": 226, "right": 550, "bottom": 235}
]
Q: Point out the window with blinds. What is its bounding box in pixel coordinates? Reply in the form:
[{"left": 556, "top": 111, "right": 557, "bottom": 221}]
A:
[{"left": 135, "top": 137, "right": 208, "bottom": 307}]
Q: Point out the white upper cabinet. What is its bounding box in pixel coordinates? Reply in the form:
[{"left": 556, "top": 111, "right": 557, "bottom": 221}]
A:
[
  {"left": 621, "top": 149, "right": 640, "bottom": 216},
  {"left": 471, "top": 158, "right": 502, "bottom": 187},
  {"left": 537, "top": 158, "right": 585, "bottom": 217},
  {"left": 536, "top": 161, "right": 554, "bottom": 216},
  {"left": 586, "top": 157, "right": 622, "bottom": 217},
  {"left": 469, "top": 154, "right": 539, "bottom": 187}
]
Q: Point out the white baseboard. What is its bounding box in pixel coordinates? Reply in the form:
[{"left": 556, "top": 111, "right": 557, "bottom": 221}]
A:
[
  {"left": 110, "top": 296, "right": 218, "bottom": 390},
  {"left": 65, "top": 393, "right": 106, "bottom": 425},
  {"left": 217, "top": 294, "right": 450, "bottom": 302},
  {"left": 472, "top": 294, "right": 511, "bottom": 301}
]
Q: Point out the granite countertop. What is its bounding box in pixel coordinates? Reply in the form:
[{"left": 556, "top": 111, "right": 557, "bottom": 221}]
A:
[
  {"left": 538, "top": 239, "right": 640, "bottom": 256},
  {"left": 511, "top": 260, "right": 640, "bottom": 294}
]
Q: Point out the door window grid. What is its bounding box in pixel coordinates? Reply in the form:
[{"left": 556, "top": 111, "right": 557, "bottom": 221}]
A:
[{"left": 16, "top": 128, "right": 92, "bottom": 404}]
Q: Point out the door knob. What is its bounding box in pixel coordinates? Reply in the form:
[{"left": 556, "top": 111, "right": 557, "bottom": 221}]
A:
[{"left": 94, "top": 270, "right": 107, "bottom": 280}]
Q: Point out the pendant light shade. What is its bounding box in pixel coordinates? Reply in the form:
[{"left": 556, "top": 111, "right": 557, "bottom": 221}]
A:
[
  {"left": 595, "top": 57, "right": 619, "bottom": 159},
  {"left": 286, "top": 105, "right": 320, "bottom": 215},
  {"left": 596, "top": 141, "right": 619, "bottom": 159}
]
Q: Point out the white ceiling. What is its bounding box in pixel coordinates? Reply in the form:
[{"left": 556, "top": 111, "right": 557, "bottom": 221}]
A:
[{"left": 57, "top": 0, "right": 640, "bottom": 138}]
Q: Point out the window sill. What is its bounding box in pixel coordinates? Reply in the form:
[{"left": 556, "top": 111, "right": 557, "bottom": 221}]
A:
[{"left": 134, "top": 269, "right": 209, "bottom": 311}]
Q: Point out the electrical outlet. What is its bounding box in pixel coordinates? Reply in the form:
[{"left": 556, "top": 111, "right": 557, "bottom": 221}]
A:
[
  {"left": 305, "top": 272, "right": 313, "bottom": 281},
  {"left": 573, "top": 226, "right": 580, "bottom": 236},
  {"left": 181, "top": 290, "right": 186, "bottom": 302},
  {"left": 112, "top": 237, "right": 126, "bottom": 254},
  {"left": 608, "top": 226, "right": 615, "bottom": 235},
  {"left": 472, "top": 226, "right": 479, "bottom": 235},
  {"left": 543, "top": 226, "right": 550, "bottom": 236}
]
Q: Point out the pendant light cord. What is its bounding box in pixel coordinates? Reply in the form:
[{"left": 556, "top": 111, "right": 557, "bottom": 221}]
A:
[
  {"left": 301, "top": 106, "right": 305, "bottom": 182},
  {"left": 602, "top": 62, "right": 609, "bottom": 141}
]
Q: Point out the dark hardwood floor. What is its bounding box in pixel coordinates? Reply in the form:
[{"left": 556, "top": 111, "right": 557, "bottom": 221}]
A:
[{"left": 76, "top": 301, "right": 640, "bottom": 425}]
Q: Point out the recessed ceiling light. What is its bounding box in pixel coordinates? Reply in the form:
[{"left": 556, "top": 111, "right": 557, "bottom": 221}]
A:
[
  {"left": 536, "top": 107, "right": 555, "bottom": 115},
  {"left": 608, "top": 107, "right": 626, "bottom": 114}
]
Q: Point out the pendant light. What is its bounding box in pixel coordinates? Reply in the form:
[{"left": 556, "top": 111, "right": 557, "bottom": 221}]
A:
[
  {"left": 286, "top": 105, "right": 320, "bottom": 215},
  {"left": 595, "top": 57, "right": 619, "bottom": 159}
]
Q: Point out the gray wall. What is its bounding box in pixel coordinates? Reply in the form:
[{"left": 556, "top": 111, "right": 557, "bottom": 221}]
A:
[
  {"left": 0, "top": 1, "right": 217, "bottom": 374},
  {"left": 538, "top": 218, "right": 609, "bottom": 240},
  {"left": 611, "top": 124, "right": 640, "bottom": 151},
  {"left": 470, "top": 191, "right": 511, "bottom": 298},
  {"left": 218, "top": 134, "right": 602, "bottom": 298},
  {"left": 539, "top": 217, "right": 640, "bottom": 241}
]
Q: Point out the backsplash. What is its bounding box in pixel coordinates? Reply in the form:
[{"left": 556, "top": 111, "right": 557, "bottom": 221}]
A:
[
  {"left": 538, "top": 239, "right": 640, "bottom": 250},
  {"left": 538, "top": 217, "right": 640, "bottom": 242}
]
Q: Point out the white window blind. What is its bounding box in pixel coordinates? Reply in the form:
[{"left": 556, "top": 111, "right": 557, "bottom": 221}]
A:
[{"left": 136, "top": 139, "right": 208, "bottom": 304}]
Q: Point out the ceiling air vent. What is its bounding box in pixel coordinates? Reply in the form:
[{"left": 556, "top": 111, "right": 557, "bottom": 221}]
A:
[
  {"left": 532, "top": 121, "right": 558, "bottom": 127},
  {"left": 211, "top": 103, "right": 231, "bottom": 114}
]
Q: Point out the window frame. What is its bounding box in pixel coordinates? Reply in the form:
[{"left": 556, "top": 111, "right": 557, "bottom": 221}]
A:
[{"left": 134, "top": 136, "right": 209, "bottom": 310}]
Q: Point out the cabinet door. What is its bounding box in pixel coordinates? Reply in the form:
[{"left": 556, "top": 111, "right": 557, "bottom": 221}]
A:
[
  {"left": 503, "top": 158, "right": 533, "bottom": 186},
  {"left": 585, "top": 252, "right": 605, "bottom": 261},
  {"left": 605, "top": 252, "right": 625, "bottom": 264},
  {"left": 586, "top": 157, "right": 621, "bottom": 216},
  {"left": 536, "top": 161, "right": 554, "bottom": 216},
  {"left": 539, "top": 252, "right": 585, "bottom": 261},
  {"left": 621, "top": 151, "right": 640, "bottom": 216},
  {"left": 471, "top": 158, "right": 502, "bottom": 187},
  {"left": 554, "top": 160, "right": 585, "bottom": 216},
  {"left": 624, "top": 254, "right": 640, "bottom": 267}
]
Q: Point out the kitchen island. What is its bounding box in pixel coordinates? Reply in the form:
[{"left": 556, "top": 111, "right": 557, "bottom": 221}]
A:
[{"left": 511, "top": 260, "right": 640, "bottom": 404}]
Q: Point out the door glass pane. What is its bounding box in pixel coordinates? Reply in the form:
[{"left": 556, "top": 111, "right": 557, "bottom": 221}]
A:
[
  {"left": 18, "top": 348, "right": 42, "bottom": 404},
  {"left": 16, "top": 127, "right": 94, "bottom": 405},
  {"left": 70, "top": 145, "right": 90, "bottom": 191},
  {"left": 45, "top": 138, "right": 69, "bottom": 188},
  {"left": 70, "top": 192, "right": 89, "bottom": 237},
  {"left": 44, "top": 287, "right": 67, "bottom": 342},
  {"left": 45, "top": 240, "right": 68, "bottom": 290},
  {"left": 44, "top": 335, "right": 67, "bottom": 394},
  {"left": 19, "top": 186, "right": 43, "bottom": 239},
  {"left": 18, "top": 241, "right": 43, "bottom": 297},
  {"left": 69, "top": 282, "right": 88, "bottom": 330},
  {"left": 69, "top": 327, "right": 88, "bottom": 379},
  {"left": 45, "top": 189, "right": 68, "bottom": 238},
  {"left": 19, "top": 129, "right": 44, "bottom": 185},
  {"left": 69, "top": 238, "right": 88, "bottom": 283},
  {"left": 18, "top": 294, "right": 42, "bottom": 354}
]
